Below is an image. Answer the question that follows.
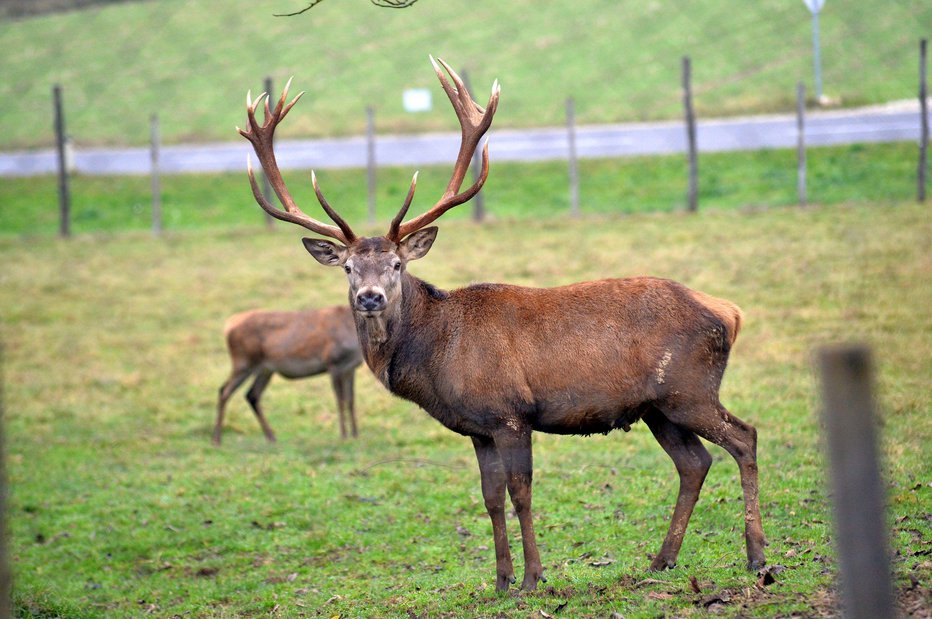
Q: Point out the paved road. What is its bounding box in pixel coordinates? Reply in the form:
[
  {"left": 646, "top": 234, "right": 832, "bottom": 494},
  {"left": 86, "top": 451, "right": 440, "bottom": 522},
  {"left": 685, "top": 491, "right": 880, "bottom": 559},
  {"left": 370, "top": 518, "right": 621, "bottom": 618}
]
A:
[{"left": 0, "top": 103, "right": 927, "bottom": 177}]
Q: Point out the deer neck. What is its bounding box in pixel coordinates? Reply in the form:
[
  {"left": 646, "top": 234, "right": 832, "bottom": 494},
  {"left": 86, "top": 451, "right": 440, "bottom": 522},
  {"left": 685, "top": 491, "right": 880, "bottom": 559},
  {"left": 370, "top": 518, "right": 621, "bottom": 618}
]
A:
[{"left": 354, "top": 273, "right": 445, "bottom": 389}]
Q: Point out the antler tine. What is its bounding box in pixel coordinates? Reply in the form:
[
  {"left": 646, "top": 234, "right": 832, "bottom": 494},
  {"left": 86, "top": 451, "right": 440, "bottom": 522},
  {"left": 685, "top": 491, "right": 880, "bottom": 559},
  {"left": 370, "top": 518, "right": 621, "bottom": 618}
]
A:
[
  {"left": 395, "top": 143, "right": 489, "bottom": 239},
  {"left": 238, "top": 80, "right": 354, "bottom": 245},
  {"left": 245, "top": 157, "right": 340, "bottom": 233},
  {"left": 311, "top": 171, "right": 357, "bottom": 243},
  {"left": 389, "top": 57, "right": 499, "bottom": 240},
  {"left": 388, "top": 171, "right": 420, "bottom": 242}
]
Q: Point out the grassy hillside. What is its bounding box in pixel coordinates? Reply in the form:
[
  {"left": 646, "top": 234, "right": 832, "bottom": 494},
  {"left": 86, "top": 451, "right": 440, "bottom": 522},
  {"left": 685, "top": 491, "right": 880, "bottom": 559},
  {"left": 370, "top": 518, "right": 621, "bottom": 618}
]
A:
[
  {"left": 2, "top": 201, "right": 929, "bottom": 617},
  {"left": 0, "top": 0, "right": 929, "bottom": 149}
]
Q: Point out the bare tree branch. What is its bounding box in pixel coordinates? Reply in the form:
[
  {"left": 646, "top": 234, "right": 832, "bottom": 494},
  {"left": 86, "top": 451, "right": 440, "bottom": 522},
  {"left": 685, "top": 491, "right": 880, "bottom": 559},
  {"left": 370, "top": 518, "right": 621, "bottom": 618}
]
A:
[
  {"left": 371, "top": 0, "right": 418, "bottom": 7},
  {"left": 275, "top": 0, "right": 418, "bottom": 15},
  {"left": 274, "top": 0, "right": 326, "bottom": 17}
]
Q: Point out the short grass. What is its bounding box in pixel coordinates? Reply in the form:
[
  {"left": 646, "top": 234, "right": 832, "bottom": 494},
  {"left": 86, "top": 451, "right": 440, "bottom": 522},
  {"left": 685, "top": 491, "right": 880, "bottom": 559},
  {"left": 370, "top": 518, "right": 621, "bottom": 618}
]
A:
[
  {"left": 0, "top": 141, "right": 922, "bottom": 236},
  {"left": 0, "top": 0, "right": 929, "bottom": 149},
  {"left": 2, "top": 199, "right": 929, "bottom": 617}
]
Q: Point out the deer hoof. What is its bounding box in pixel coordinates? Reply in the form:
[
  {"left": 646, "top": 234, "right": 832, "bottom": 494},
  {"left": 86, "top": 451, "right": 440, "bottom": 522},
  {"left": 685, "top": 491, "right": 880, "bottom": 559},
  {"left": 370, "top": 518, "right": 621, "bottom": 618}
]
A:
[
  {"left": 495, "top": 573, "right": 515, "bottom": 592},
  {"left": 520, "top": 573, "right": 543, "bottom": 591},
  {"left": 747, "top": 558, "right": 766, "bottom": 571},
  {"left": 648, "top": 557, "right": 676, "bottom": 571}
]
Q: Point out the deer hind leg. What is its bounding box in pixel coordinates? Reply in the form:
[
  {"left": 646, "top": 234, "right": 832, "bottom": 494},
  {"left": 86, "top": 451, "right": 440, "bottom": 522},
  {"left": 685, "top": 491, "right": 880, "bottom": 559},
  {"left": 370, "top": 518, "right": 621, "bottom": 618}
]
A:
[
  {"left": 663, "top": 400, "right": 766, "bottom": 570},
  {"left": 329, "top": 370, "right": 347, "bottom": 439},
  {"left": 494, "top": 429, "right": 544, "bottom": 591},
  {"left": 214, "top": 367, "right": 253, "bottom": 445},
  {"left": 245, "top": 369, "right": 276, "bottom": 443},
  {"left": 643, "top": 407, "right": 713, "bottom": 571},
  {"left": 471, "top": 435, "right": 515, "bottom": 592}
]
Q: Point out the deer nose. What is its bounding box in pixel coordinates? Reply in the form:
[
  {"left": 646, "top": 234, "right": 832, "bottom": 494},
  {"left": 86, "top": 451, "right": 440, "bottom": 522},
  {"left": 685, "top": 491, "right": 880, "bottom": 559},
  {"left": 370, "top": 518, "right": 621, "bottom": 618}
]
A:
[{"left": 356, "top": 289, "right": 386, "bottom": 312}]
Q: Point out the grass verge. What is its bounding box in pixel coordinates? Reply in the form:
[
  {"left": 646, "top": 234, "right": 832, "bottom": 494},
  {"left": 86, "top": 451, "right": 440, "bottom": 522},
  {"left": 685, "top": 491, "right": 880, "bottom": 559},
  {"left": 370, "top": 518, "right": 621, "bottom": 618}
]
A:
[{"left": 0, "top": 142, "right": 922, "bottom": 236}]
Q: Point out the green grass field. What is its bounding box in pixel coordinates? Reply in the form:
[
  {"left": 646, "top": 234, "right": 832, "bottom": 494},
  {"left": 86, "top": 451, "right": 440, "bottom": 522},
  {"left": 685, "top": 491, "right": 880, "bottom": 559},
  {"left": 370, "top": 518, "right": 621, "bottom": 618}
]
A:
[
  {"left": 1, "top": 0, "right": 929, "bottom": 149},
  {"left": 0, "top": 142, "right": 922, "bottom": 236},
  {"left": 2, "top": 198, "right": 929, "bottom": 617}
]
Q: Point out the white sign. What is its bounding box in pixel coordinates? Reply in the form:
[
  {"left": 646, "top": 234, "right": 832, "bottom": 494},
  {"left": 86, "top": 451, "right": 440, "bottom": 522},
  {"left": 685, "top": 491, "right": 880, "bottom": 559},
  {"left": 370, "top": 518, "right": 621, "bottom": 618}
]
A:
[
  {"left": 402, "top": 88, "right": 432, "bottom": 113},
  {"left": 802, "top": 0, "right": 825, "bottom": 13}
]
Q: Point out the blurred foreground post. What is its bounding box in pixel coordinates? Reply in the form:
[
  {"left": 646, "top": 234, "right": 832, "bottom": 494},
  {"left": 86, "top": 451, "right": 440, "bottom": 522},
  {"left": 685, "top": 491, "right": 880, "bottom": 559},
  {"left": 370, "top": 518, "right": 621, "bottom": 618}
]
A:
[
  {"left": 566, "top": 97, "right": 580, "bottom": 218},
  {"left": 682, "top": 56, "right": 698, "bottom": 212},
  {"left": 150, "top": 114, "right": 162, "bottom": 236},
  {"left": 796, "top": 82, "right": 807, "bottom": 207},
  {"left": 919, "top": 39, "right": 928, "bottom": 203},
  {"left": 53, "top": 84, "right": 71, "bottom": 238},
  {"left": 817, "top": 345, "right": 895, "bottom": 619},
  {"left": 262, "top": 77, "right": 276, "bottom": 228},
  {"left": 366, "top": 106, "right": 376, "bottom": 225},
  {"left": 460, "top": 69, "right": 486, "bottom": 222},
  {"left": 0, "top": 342, "right": 10, "bottom": 618}
]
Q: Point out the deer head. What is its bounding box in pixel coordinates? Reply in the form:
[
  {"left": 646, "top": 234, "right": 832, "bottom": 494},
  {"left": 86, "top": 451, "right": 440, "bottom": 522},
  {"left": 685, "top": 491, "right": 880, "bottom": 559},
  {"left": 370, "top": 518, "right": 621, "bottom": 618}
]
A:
[{"left": 238, "top": 57, "right": 499, "bottom": 337}]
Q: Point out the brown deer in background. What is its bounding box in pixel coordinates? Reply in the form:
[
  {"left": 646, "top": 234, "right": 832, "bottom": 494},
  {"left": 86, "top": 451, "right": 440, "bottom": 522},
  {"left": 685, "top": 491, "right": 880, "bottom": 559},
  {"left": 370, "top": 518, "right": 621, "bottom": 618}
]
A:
[
  {"left": 236, "top": 57, "right": 766, "bottom": 591},
  {"left": 214, "top": 306, "right": 362, "bottom": 445}
]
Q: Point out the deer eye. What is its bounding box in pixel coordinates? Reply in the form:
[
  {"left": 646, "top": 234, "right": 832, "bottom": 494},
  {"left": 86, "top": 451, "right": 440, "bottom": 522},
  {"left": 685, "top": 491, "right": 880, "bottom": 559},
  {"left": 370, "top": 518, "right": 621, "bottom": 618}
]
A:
[
  {"left": 393, "top": 262, "right": 402, "bottom": 271},
  {"left": 344, "top": 265, "right": 352, "bottom": 274}
]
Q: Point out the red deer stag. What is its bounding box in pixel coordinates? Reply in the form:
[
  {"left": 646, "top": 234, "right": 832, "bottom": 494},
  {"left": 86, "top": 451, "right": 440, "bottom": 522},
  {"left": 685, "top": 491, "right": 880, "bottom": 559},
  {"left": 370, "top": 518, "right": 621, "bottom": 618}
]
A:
[
  {"left": 214, "top": 306, "right": 362, "bottom": 445},
  {"left": 236, "top": 57, "right": 766, "bottom": 591}
]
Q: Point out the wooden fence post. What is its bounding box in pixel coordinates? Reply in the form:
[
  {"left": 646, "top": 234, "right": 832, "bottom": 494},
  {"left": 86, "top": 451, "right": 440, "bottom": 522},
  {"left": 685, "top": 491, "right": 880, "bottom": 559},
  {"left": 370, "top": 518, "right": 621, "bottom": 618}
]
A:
[
  {"left": 797, "top": 82, "right": 807, "bottom": 207},
  {"left": 262, "top": 76, "right": 276, "bottom": 228},
  {"left": 150, "top": 114, "right": 162, "bottom": 236},
  {"left": 566, "top": 96, "right": 580, "bottom": 218},
  {"left": 461, "top": 69, "right": 486, "bottom": 222},
  {"left": 919, "top": 38, "right": 928, "bottom": 203},
  {"left": 682, "top": 57, "right": 698, "bottom": 213},
  {"left": 817, "top": 344, "right": 895, "bottom": 619},
  {"left": 53, "top": 84, "right": 71, "bottom": 238},
  {"left": 366, "top": 105, "right": 376, "bottom": 226}
]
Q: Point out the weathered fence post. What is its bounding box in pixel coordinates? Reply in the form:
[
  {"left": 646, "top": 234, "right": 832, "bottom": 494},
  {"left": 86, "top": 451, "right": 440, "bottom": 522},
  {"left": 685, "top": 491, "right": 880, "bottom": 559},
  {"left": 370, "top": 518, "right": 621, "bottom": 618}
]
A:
[
  {"left": 817, "top": 344, "right": 895, "bottom": 619},
  {"left": 566, "top": 96, "right": 580, "bottom": 218},
  {"left": 919, "top": 38, "right": 928, "bottom": 203},
  {"left": 796, "top": 82, "right": 807, "bottom": 207},
  {"left": 150, "top": 114, "right": 162, "bottom": 236},
  {"left": 682, "top": 56, "right": 698, "bottom": 213},
  {"left": 53, "top": 84, "right": 71, "bottom": 238},
  {"left": 366, "top": 105, "right": 376, "bottom": 226},
  {"left": 262, "top": 76, "right": 276, "bottom": 228},
  {"left": 461, "top": 69, "right": 486, "bottom": 222}
]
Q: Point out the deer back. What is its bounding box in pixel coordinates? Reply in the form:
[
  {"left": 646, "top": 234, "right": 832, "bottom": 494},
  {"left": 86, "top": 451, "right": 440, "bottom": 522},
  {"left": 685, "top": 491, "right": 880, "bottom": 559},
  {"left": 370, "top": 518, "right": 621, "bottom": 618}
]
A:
[
  {"left": 225, "top": 306, "right": 360, "bottom": 377},
  {"left": 373, "top": 275, "right": 740, "bottom": 437}
]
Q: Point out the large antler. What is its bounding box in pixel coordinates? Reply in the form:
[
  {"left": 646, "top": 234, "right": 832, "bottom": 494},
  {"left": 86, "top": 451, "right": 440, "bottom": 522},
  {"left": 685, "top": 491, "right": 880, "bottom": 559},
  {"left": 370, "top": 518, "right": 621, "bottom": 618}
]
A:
[
  {"left": 388, "top": 56, "right": 500, "bottom": 241},
  {"left": 238, "top": 79, "right": 357, "bottom": 245}
]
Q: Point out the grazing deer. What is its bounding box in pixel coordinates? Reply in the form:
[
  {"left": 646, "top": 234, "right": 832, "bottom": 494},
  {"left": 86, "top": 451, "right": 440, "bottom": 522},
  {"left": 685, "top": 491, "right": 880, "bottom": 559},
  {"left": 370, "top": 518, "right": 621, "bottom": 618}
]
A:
[
  {"left": 236, "top": 57, "right": 766, "bottom": 591},
  {"left": 214, "top": 305, "right": 362, "bottom": 445}
]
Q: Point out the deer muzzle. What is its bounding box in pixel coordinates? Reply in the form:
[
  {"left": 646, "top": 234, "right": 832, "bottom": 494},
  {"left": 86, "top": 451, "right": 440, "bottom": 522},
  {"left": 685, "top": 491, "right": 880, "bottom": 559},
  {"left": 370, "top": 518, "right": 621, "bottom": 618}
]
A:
[{"left": 355, "top": 287, "right": 387, "bottom": 314}]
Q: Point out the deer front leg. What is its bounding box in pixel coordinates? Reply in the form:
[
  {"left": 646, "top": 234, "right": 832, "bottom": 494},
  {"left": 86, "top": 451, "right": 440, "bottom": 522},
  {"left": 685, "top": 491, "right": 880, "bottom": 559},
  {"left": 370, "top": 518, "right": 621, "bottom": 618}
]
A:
[
  {"left": 472, "top": 436, "right": 515, "bottom": 591},
  {"left": 495, "top": 429, "right": 544, "bottom": 591},
  {"left": 343, "top": 369, "right": 358, "bottom": 438},
  {"left": 329, "top": 371, "right": 348, "bottom": 439}
]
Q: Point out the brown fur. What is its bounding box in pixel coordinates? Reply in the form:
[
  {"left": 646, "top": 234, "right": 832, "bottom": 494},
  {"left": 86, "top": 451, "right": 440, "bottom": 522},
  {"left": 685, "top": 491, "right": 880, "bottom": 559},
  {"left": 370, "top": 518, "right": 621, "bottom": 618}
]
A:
[
  {"left": 213, "top": 305, "right": 363, "bottom": 445},
  {"left": 687, "top": 289, "right": 744, "bottom": 346}
]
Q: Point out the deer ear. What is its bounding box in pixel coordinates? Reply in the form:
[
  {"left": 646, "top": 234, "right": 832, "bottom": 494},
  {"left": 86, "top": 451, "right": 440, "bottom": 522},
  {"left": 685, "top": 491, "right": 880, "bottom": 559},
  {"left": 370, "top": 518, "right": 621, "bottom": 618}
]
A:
[
  {"left": 302, "top": 238, "right": 347, "bottom": 266},
  {"left": 399, "top": 226, "right": 438, "bottom": 261}
]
